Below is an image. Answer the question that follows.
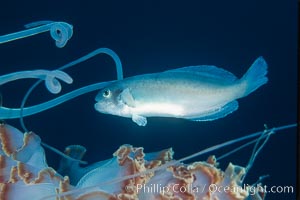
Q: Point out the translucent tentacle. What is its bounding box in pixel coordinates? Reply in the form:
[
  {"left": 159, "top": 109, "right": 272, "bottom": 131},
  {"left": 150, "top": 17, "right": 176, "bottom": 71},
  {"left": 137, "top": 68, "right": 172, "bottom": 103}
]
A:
[
  {"left": 0, "top": 21, "right": 73, "bottom": 48},
  {"left": 49, "top": 22, "right": 73, "bottom": 48},
  {"left": 0, "top": 81, "right": 114, "bottom": 119},
  {"left": 18, "top": 47, "right": 122, "bottom": 129},
  {"left": 217, "top": 138, "right": 258, "bottom": 161},
  {"left": 0, "top": 47, "right": 122, "bottom": 120},
  {"left": 41, "top": 142, "right": 87, "bottom": 165},
  {"left": 58, "top": 47, "right": 123, "bottom": 80},
  {"left": 217, "top": 125, "right": 272, "bottom": 161},
  {"left": 0, "top": 70, "right": 73, "bottom": 94},
  {"left": 40, "top": 123, "right": 297, "bottom": 200},
  {"left": 241, "top": 128, "right": 272, "bottom": 182},
  {"left": 217, "top": 126, "right": 273, "bottom": 183},
  {"left": 44, "top": 70, "right": 73, "bottom": 94},
  {"left": 20, "top": 80, "right": 42, "bottom": 132},
  {"left": 24, "top": 20, "right": 55, "bottom": 28}
]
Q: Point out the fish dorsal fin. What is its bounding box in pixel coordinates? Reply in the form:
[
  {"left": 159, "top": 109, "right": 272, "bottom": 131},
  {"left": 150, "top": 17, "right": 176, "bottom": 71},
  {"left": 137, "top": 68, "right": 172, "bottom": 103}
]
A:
[
  {"left": 165, "top": 65, "right": 237, "bottom": 82},
  {"left": 119, "top": 88, "right": 136, "bottom": 107}
]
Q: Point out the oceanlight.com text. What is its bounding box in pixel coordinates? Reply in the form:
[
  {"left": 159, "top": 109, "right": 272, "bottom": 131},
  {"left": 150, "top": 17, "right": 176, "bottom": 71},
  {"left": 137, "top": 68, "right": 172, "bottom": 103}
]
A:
[{"left": 128, "top": 183, "right": 294, "bottom": 196}]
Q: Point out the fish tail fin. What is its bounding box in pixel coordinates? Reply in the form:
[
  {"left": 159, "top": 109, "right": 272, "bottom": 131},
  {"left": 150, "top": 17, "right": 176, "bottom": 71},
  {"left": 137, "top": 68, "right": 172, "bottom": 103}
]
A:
[{"left": 240, "top": 56, "right": 268, "bottom": 96}]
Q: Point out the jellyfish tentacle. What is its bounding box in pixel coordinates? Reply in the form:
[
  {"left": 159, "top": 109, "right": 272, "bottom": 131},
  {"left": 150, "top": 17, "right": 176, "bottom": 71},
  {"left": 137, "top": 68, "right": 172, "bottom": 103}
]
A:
[
  {"left": 218, "top": 127, "right": 273, "bottom": 183},
  {"left": 0, "top": 69, "right": 73, "bottom": 94},
  {"left": 58, "top": 47, "right": 123, "bottom": 80},
  {"left": 41, "top": 142, "right": 87, "bottom": 165},
  {"left": 18, "top": 47, "right": 122, "bottom": 120},
  {"left": 0, "top": 81, "right": 114, "bottom": 120},
  {"left": 20, "top": 80, "right": 42, "bottom": 132},
  {"left": 40, "top": 123, "right": 297, "bottom": 200},
  {"left": 44, "top": 70, "right": 73, "bottom": 94},
  {"left": 24, "top": 20, "right": 55, "bottom": 28},
  {"left": 0, "top": 47, "right": 122, "bottom": 119},
  {"left": 217, "top": 125, "right": 273, "bottom": 162},
  {"left": 0, "top": 21, "right": 73, "bottom": 48},
  {"left": 217, "top": 138, "right": 259, "bottom": 161},
  {"left": 13, "top": 48, "right": 122, "bottom": 133},
  {"left": 49, "top": 22, "right": 73, "bottom": 48},
  {"left": 241, "top": 128, "right": 272, "bottom": 182},
  {"left": 175, "top": 124, "right": 297, "bottom": 165}
]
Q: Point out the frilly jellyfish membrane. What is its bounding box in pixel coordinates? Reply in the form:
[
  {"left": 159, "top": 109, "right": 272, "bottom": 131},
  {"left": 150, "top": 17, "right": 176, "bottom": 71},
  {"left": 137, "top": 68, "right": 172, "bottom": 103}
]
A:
[{"left": 0, "top": 21, "right": 297, "bottom": 200}]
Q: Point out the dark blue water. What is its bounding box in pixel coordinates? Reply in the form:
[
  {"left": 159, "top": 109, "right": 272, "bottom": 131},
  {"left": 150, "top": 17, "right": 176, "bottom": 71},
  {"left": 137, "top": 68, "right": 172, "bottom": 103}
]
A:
[{"left": 0, "top": 1, "right": 297, "bottom": 199}]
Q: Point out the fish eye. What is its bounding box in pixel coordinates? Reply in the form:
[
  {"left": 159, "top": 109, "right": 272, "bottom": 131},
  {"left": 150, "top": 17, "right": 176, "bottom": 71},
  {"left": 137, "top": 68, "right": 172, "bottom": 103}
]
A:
[{"left": 103, "top": 89, "right": 111, "bottom": 98}]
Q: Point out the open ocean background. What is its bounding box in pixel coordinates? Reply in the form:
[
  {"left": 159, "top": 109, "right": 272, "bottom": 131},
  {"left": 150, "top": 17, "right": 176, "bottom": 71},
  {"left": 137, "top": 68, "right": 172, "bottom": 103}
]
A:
[{"left": 0, "top": 1, "right": 297, "bottom": 199}]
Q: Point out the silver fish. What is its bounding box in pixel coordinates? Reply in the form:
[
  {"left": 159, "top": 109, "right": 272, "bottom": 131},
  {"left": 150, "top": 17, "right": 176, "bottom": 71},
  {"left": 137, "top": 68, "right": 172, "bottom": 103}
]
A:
[{"left": 95, "top": 57, "right": 268, "bottom": 126}]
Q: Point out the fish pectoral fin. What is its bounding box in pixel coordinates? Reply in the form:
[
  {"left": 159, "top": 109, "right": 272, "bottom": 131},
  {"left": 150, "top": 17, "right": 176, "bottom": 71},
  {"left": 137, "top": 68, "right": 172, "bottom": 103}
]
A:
[
  {"left": 188, "top": 101, "right": 239, "bottom": 121},
  {"left": 132, "top": 114, "right": 147, "bottom": 126},
  {"left": 119, "top": 88, "right": 136, "bottom": 107}
]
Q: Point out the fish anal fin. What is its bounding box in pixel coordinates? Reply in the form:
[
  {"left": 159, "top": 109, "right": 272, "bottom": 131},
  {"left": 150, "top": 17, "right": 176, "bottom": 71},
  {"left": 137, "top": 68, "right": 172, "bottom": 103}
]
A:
[
  {"left": 188, "top": 101, "right": 239, "bottom": 121},
  {"left": 132, "top": 114, "right": 147, "bottom": 126}
]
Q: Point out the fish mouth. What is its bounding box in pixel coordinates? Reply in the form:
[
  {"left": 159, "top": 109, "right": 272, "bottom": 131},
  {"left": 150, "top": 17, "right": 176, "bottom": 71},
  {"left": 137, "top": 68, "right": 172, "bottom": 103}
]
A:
[
  {"left": 94, "top": 102, "right": 113, "bottom": 115},
  {"left": 94, "top": 102, "right": 104, "bottom": 112}
]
